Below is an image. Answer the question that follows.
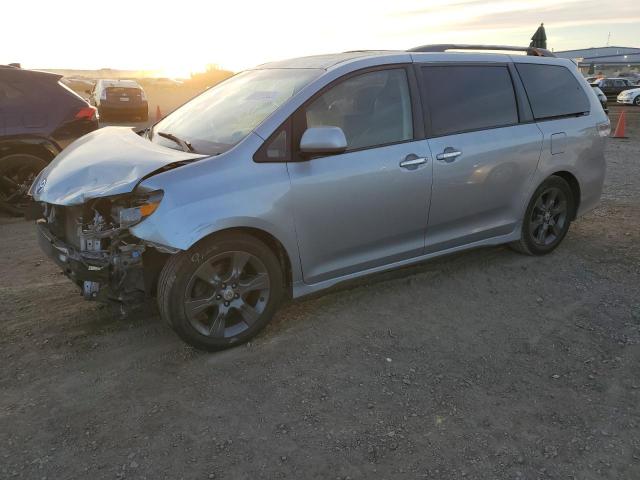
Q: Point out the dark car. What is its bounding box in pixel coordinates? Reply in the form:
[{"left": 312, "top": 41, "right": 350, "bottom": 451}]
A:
[
  {"left": 617, "top": 72, "right": 640, "bottom": 85},
  {"left": 89, "top": 79, "right": 149, "bottom": 121},
  {"left": 0, "top": 65, "right": 98, "bottom": 215},
  {"left": 591, "top": 78, "right": 636, "bottom": 98}
]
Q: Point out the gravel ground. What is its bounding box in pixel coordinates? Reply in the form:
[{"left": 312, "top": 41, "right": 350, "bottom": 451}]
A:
[{"left": 1, "top": 106, "right": 639, "bottom": 479}]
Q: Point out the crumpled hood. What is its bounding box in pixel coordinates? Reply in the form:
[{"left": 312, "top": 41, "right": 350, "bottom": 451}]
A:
[{"left": 30, "top": 126, "right": 205, "bottom": 205}]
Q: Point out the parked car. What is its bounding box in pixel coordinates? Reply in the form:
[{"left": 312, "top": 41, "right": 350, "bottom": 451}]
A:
[
  {"left": 616, "top": 87, "right": 640, "bottom": 106},
  {"left": 591, "top": 85, "right": 608, "bottom": 112},
  {"left": 616, "top": 72, "right": 640, "bottom": 85},
  {"left": 88, "top": 79, "right": 148, "bottom": 121},
  {"left": 591, "top": 77, "right": 636, "bottom": 98},
  {"left": 31, "top": 45, "right": 609, "bottom": 351},
  {"left": 0, "top": 65, "right": 98, "bottom": 215}
]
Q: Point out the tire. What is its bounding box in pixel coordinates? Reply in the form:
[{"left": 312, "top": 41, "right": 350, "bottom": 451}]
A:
[
  {"left": 634, "top": 96, "right": 640, "bottom": 106},
  {"left": 0, "top": 154, "right": 48, "bottom": 217},
  {"left": 510, "top": 175, "right": 575, "bottom": 256},
  {"left": 157, "top": 232, "right": 284, "bottom": 351}
]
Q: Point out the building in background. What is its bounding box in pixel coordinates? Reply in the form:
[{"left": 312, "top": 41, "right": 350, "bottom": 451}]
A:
[{"left": 555, "top": 46, "right": 640, "bottom": 77}]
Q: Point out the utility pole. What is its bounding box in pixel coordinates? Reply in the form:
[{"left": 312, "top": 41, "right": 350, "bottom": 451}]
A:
[{"left": 606, "top": 32, "right": 611, "bottom": 47}]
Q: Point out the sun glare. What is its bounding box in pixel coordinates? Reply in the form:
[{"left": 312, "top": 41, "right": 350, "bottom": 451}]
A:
[{"left": 1, "top": 0, "right": 638, "bottom": 73}]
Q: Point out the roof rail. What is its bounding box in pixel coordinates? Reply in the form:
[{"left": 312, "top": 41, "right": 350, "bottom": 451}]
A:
[{"left": 407, "top": 44, "right": 556, "bottom": 58}]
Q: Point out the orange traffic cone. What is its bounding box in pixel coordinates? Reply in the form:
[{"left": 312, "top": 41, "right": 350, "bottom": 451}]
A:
[
  {"left": 612, "top": 111, "right": 627, "bottom": 138},
  {"left": 155, "top": 105, "right": 163, "bottom": 122}
]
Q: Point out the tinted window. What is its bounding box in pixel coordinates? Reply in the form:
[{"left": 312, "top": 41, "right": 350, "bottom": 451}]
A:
[
  {"left": 515, "top": 64, "right": 590, "bottom": 120},
  {"left": 266, "top": 130, "right": 288, "bottom": 160},
  {"left": 421, "top": 65, "right": 518, "bottom": 137},
  {"left": 305, "top": 69, "right": 413, "bottom": 150}
]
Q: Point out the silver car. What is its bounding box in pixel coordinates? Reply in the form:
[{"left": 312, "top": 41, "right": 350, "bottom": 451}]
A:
[{"left": 31, "top": 45, "right": 610, "bottom": 350}]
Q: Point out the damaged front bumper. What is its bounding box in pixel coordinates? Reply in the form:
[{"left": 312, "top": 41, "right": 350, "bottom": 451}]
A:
[
  {"left": 35, "top": 198, "right": 175, "bottom": 308},
  {"left": 36, "top": 218, "right": 146, "bottom": 303}
]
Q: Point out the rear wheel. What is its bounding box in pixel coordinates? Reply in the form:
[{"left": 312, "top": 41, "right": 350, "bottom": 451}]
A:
[
  {"left": 510, "top": 176, "right": 574, "bottom": 255},
  {"left": 0, "top": 154, "right": 47, "bottom": 216},
  {"left": 157, "top": 233, "right": 284, "bottom": 351}
]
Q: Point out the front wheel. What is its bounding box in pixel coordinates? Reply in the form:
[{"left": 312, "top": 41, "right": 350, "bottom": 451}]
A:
[
  {"left": 157, "top": 233, "right": 284, "bottom": 351},
  {"left": 634, "top": 96, "right": 640, "bottom": 106},
  {"left": 510, "top": 176, "right": 575, "bottom": 255}
]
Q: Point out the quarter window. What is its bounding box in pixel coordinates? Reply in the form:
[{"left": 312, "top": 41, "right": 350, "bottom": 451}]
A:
[
  {"left": 263, "top": 129, "right": 289, "bottom": 162},
  {"left": 304, "top": 69, "right": 413, "bottom": 151},
  {"left": 420, "top": 65, "right": 519, "bottom": 137},
  {"left": 515, "top": 63, "right": 590, "bottom": 120}
]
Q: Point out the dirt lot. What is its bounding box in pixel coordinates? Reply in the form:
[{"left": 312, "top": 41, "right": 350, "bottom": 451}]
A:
[{"left": 1, "top": 106, "right": 639, "bottom": 479}]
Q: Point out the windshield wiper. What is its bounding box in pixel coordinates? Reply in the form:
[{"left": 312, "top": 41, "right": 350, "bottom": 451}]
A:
[{"left": 157, "top": 131, "right": 195, "bottom": 153}]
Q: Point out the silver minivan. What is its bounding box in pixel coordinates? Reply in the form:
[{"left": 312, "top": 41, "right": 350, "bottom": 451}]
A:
[{"left": 31, "top": 45, "right": 610, "bottom": 350}]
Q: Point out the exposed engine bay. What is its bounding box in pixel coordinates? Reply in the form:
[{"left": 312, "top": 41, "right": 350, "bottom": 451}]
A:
[{"left": 36, "top": 190, "right": 173, "bottom": 311}]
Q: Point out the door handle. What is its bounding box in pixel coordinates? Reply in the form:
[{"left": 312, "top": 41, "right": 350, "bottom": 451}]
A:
[
  {"left": 399, "top": 155, "right": 428, "bottom": 169},
  {"left": 436, "top": 148, "right": 462, "bottom": 162}
]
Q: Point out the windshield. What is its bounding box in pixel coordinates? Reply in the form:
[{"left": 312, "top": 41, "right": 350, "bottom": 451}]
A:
[{"left": 151, "top": 68, "right": 322, "bottom": 155}]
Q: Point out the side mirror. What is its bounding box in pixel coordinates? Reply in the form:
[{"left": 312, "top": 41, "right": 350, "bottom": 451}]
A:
[{"left": 299, "top": 126, "right": 347, "bottom": 156}]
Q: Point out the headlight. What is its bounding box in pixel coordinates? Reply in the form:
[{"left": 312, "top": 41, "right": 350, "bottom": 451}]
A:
[{"left": 116, "top": 190, "right": 163, "bottom": 227}]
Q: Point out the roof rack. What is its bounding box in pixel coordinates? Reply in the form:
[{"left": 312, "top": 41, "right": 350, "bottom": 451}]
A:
[{"left": 407, "top": 44, "right": 556, "bottom": 58}]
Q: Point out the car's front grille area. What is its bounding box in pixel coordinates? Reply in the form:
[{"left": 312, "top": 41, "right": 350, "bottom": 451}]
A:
[{"left": 44, "top": 204, "right": 83, "bottom": 249}]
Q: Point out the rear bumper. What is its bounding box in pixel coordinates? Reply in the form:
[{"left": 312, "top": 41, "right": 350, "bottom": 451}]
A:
[{"left": 98, "top": 101, "right": 148, "bottom": 115}]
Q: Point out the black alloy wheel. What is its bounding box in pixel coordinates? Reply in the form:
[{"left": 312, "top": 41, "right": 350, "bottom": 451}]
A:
[
  {"left": 511, "top": 175, "right": 575, "bottom": 255},
  {"left": 529, "top": 186, "right": 569, "bottom": 247},
  {"left": 158, "top": 233, "right": 284, "bottom": 351},
  {"left": 184, "top": 251, "right": 271, "bottom": 339}
]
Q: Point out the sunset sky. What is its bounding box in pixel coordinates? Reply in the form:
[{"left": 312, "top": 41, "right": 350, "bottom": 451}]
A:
[{"left": 2, "top": 0, "right": 639, "bottom": 77}]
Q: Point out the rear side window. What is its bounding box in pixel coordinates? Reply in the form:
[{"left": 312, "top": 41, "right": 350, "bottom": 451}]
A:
[
  {"left": 421, "top": 65, "right": 518, "bottom": 137},
  {"left": 57, "top": 81, "right": 88, "bottom": 103},
  {"left": 515, "top": 64, "right": 590, "bottom": 120}
]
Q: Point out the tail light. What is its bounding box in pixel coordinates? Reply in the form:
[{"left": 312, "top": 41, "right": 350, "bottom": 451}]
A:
[
  {"left": 597, "top": 120, "right": 611, "bottom": 137},
  {"left": 140, "top": 90, "right": 147, "bottom": 101},
  {"left": 75, "top": 106, "right": 97, "bottom": 121}
]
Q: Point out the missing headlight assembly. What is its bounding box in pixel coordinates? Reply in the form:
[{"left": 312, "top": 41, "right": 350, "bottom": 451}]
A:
[{"left": 36, "top": 190, "right": 170, "bottom": 311}]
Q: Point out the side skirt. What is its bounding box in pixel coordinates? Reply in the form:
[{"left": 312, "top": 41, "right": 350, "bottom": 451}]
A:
[{"left": 291, "top": 226, "right": 522, "bottom": 299}]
